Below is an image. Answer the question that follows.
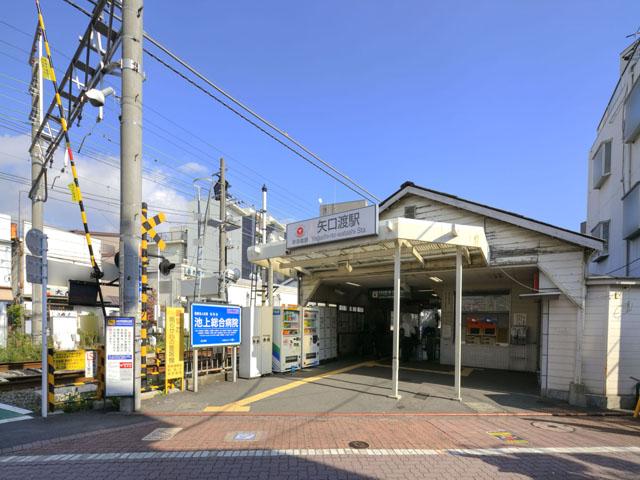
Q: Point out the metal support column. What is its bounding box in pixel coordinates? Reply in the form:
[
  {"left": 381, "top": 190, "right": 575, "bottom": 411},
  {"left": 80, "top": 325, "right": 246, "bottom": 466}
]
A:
[
  {"left": 119, "top": 0, "right": 144, "bottom": 413},
  {"left": 390, "top": 240, "right": 402, "bottom": 399},
  {"left": 454, "top": 247, "right": 463, "bottom": 401}
]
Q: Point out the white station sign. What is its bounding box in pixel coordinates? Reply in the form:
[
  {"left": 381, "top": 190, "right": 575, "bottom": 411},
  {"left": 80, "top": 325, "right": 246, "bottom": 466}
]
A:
[{"left": 286, "top": 205, "right": 378, "bottom": 249}]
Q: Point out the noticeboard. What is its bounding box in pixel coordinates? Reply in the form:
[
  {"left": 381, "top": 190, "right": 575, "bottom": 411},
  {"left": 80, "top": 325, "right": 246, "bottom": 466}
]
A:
[
  {"left": 105, "top": 316, "right": 134, "bottom": 397},
  {"left": 53, "top": 349, "right": 85, "bottom": 371},
  {"left": 190, "top": 303, "right": 241, "bottom": 348},
  {"left": 165, "top": 307, "right": 184, "bottom": 381}
]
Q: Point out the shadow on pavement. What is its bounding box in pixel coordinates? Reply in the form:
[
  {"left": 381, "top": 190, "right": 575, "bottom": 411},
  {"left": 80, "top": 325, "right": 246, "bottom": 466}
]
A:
[{"left": 465, "top": 451, "right": 640, "bottom": 479}]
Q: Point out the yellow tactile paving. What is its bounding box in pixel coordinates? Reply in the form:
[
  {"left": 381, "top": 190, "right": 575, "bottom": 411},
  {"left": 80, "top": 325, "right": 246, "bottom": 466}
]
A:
[{"left": 204, "top": 360, "right": 375, "bottom": 412}]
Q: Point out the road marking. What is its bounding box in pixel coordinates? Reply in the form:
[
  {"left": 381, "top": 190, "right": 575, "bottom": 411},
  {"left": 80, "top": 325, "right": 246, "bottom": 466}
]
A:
[
  {"left": 204, "top": 360, "right": 375, "bottom": 412},
  {"left": 1, "top": 446, "right": 639, "bottom": 464},
  {"left": 370, "top": 363, "right": 474, "bottom": 377}
]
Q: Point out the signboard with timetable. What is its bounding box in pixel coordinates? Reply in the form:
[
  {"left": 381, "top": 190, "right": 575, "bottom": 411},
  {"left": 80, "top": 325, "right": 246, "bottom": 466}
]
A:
[
  {"left": 190, "top": 303, "right": 241, "bottom": 347},
  {"left": 286, "top": 205, "right": 378, "bottom": 249},
  {"left": 105, "top": 316, "right": 134, "bottom": 397}
]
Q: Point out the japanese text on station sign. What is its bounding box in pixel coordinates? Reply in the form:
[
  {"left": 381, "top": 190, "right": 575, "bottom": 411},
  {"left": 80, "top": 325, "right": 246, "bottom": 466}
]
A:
[{"left": 286, "top": 205, "right": 378, "bottom": 249}]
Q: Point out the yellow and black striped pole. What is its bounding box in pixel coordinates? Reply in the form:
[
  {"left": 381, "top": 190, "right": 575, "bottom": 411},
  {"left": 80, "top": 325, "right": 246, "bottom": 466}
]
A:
[
  {"left": 47, "top": 348, "right": 55, "bottom": 413},
  {"left": 34, "top": 0, "right": 106, "bottom": 319},
  {"left": 141, "top": 202, "right": 149, "bottom": 391}
]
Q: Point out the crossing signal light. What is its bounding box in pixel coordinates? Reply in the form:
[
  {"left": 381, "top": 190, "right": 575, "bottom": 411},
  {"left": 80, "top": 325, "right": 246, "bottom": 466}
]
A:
[{"left": 159, "top": 258, "right": 176, "bottom": 276}]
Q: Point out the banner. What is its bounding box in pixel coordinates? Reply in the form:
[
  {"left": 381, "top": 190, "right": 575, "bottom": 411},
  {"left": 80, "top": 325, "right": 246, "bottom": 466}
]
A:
[{"left": 165, "top": 307, "right": 184, "bottom": 383}]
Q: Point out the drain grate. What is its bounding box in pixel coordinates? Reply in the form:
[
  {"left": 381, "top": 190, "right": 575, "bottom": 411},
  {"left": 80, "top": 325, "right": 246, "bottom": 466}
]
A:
[
  {"left": 531, "top": 421, "right": 575, "bottom": 433},
  {"left": 348, "top": 441, "right": 370, "bottom": 449},
  {"left": 413, "top": 393, "right": 429, "bottom": 400}
]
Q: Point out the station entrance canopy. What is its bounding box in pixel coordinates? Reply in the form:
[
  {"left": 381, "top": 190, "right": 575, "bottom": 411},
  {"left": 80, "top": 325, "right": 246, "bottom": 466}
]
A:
[
  {"left": 248, "top": 217, "right": 490, "bottom": 402},
  {"left": 248, "top": 217, "right": 490, "bottom": 277}
]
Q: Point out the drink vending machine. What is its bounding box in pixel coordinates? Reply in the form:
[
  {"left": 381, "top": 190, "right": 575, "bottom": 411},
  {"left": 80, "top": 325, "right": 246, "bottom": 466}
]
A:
[
  {"left": 239, "top": 306, "right": 273, "bottom": 378},
  {"left": 272, "top": 306, "right": 302, "bottom": 372},
  {"left": 301, "top": 307, "right": 320, "bottom": 367}
]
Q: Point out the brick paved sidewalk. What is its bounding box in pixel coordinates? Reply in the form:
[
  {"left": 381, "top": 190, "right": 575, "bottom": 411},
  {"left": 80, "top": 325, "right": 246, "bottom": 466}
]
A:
[
  {"left": 1, "top": 414, "right": 639, "bottom": 479},
  {"left": 1, "top": 448, "right": 639, "bottom": 479},
  {"left": 5, "top": 413, "right": 640, "bottom": 454}
]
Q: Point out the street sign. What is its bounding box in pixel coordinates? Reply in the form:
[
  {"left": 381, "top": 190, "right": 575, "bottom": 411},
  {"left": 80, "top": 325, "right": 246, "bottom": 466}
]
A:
[
  {"left": 25, "top": 228, "right": 46, "bottom": 256},
  {"left": 105, "top": 316, "right": 135, "bottom": 397},
  {"left": 190, "top": 303, "right": 241, "bottom": 347},
  {"left": 26, "top": 254, "right": 43, "bottom": 284},
  {"left": 286, "top": 205, "right": 378, "bottom": 249}
]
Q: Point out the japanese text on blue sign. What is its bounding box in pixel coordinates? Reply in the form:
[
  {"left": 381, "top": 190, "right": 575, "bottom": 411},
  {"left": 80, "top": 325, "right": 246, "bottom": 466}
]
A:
[{"left": 190, "top": 303, "right": 241, "bottom": 347}]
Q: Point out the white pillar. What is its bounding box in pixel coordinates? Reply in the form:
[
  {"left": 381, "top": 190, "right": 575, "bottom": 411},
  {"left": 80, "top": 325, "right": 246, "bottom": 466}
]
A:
[
  {"left": 391, "top": 241, "right": 402, "bottom": 399},
  {"left": 454, "top": 247, "right": 463, "bottom": 401}
]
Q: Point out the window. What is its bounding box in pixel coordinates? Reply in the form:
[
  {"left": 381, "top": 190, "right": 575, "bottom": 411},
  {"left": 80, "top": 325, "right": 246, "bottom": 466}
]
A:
[
  {"left": 591, "top": 220, "right": 610, "bottom": 261},
  {"left": 592, "top": 140, "right": 612, "bottom": 189},
  {"left": 404, "top": 205, "right": 416, "bottom": 219}
]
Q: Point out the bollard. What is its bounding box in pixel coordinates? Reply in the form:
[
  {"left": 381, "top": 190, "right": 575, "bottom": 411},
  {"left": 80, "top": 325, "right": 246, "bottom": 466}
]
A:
[{"left": 47, "top": 348, "right": 55, "bottom": 413}]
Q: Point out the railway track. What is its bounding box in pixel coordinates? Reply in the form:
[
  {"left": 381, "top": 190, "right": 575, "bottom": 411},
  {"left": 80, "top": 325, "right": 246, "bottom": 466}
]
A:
[
  {"left": 0, "top": 361, "right": 87, "bottom": 392},
  {"left": 0, "top": 360, "right": 42, "bottom": 372}
]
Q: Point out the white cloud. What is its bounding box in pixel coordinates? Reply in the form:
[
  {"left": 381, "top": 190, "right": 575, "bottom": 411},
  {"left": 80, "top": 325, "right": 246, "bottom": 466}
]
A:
[
  {"left": 177, "top": 161, "right": 208, "bottom": 175},
  {"left": 0, "top": 134, "right": 194, "bottom": 233}
]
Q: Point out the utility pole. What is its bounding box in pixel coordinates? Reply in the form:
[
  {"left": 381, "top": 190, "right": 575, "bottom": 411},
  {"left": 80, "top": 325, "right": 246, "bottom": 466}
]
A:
[
  {"left": 218, "top": 157, "right": 227, "bottom": 303},
  {"left": 261, "top": 185, "right": 274, "bottom": 305},
  {"left": 218, "top": 158, "right": 236, "bottom": 382},
  {"left": 260, "top": 185, "right": 267, "bottom": 305},
  {"left": 29, "top": 30, "right": 44, "bottom": 340},
  {"left": 119, "top": 0, "right": 144, "bottom": 413}
]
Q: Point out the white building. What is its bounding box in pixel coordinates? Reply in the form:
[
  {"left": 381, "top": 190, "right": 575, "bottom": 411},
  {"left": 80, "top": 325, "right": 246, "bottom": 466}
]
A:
[
  {"left": 586, "top": 40, "right": 640, "bottom": 277},
  {"left": 251, "top": 182, "right": 640, "bottom": 409},
  {"left": 15, "top": 220, "right": 108, "bottom": 345}
]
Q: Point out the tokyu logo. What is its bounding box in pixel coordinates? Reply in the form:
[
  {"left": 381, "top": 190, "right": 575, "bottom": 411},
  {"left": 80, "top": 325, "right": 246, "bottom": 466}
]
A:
[{"left": 296, "top": 226, "right": 304, "bottom": 237}]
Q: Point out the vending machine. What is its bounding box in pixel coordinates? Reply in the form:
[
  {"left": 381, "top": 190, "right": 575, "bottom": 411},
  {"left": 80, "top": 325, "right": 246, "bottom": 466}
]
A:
[
  {"left": 301, "top": 307, "right": 320, "bottom": 368},
  {"left": 239, "top": 306, "right": 273, "bottom": 379},
  {"left": 272, "top": 306, "right": 301, "bottom": 372}
]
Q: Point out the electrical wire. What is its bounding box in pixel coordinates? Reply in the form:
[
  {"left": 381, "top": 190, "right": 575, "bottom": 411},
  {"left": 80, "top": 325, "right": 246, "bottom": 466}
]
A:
[{"left": 62, "top": 0, "right": 379, "bottom": 204}]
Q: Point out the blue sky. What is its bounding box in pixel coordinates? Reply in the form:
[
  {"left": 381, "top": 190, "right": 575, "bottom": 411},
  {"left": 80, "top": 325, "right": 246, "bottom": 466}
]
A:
[{"left": 1, "top": 0, "right": 639, "bottom": 231}]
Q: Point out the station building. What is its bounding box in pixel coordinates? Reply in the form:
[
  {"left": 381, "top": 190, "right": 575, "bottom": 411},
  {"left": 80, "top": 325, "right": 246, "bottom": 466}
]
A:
[{"left": 250, "top": 181, "right": 640, "bottom": 409}]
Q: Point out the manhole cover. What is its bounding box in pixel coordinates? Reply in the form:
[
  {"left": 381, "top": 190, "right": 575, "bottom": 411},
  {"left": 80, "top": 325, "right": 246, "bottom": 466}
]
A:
[
  {"left": 531, "top": 421, "right": 575, "bottom": 433},
  {"left": 142, "top": 427, "right": 183, "bottom": 441},
  {"left": 348, "top": 441, "right": 369, "bottom": 449}
]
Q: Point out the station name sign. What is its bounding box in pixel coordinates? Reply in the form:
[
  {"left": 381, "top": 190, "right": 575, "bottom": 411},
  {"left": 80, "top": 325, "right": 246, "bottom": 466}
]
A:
[{"left": 286, "top": 205, "right": 379, "bottom": 249}]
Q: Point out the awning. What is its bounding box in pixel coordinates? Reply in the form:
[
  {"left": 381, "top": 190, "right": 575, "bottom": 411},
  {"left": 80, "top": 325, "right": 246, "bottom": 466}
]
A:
[{"left": 248, "top": 217, "right": 490, "bottom": 275}]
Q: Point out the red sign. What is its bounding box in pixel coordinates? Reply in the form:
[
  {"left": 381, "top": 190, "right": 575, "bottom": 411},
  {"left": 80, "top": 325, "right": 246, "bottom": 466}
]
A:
[
  {"left": 296, "top": 226, "right": 304, "bottom": 237},
  {"left": 119, "top": 362, "right": 132, "bottom": 369}
]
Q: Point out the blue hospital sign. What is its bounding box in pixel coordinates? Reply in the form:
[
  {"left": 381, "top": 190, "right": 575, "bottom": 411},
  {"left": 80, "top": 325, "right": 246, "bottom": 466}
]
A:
[{"left": 190, "top": 303, "right": 241, "bottom": 347}]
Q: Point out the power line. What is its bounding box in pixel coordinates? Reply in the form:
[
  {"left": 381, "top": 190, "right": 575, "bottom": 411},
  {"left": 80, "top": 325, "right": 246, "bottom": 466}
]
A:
[{"left": 62, "top": 0, "right": 379, "bottom": 204}]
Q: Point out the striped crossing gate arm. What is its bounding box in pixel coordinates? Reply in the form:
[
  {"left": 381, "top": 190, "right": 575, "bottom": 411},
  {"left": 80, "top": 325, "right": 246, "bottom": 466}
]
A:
[{"left": 34, "top": 1, "right": 106, "bottom": 319}]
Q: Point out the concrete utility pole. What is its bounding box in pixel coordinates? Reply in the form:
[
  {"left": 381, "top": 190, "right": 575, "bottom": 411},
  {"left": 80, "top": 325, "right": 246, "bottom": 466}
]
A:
[
  {"left": 29, "top": 32, "right": 44, "bottom": 339},
  {"left": 119, "top": 0, "right": 144, "bottom": 413},
  {"left": 261, "top": 185, "right": 274, "bottom": 305},
  {"left": 218, "top": 157, "right": 227, "bottom": 303}
]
